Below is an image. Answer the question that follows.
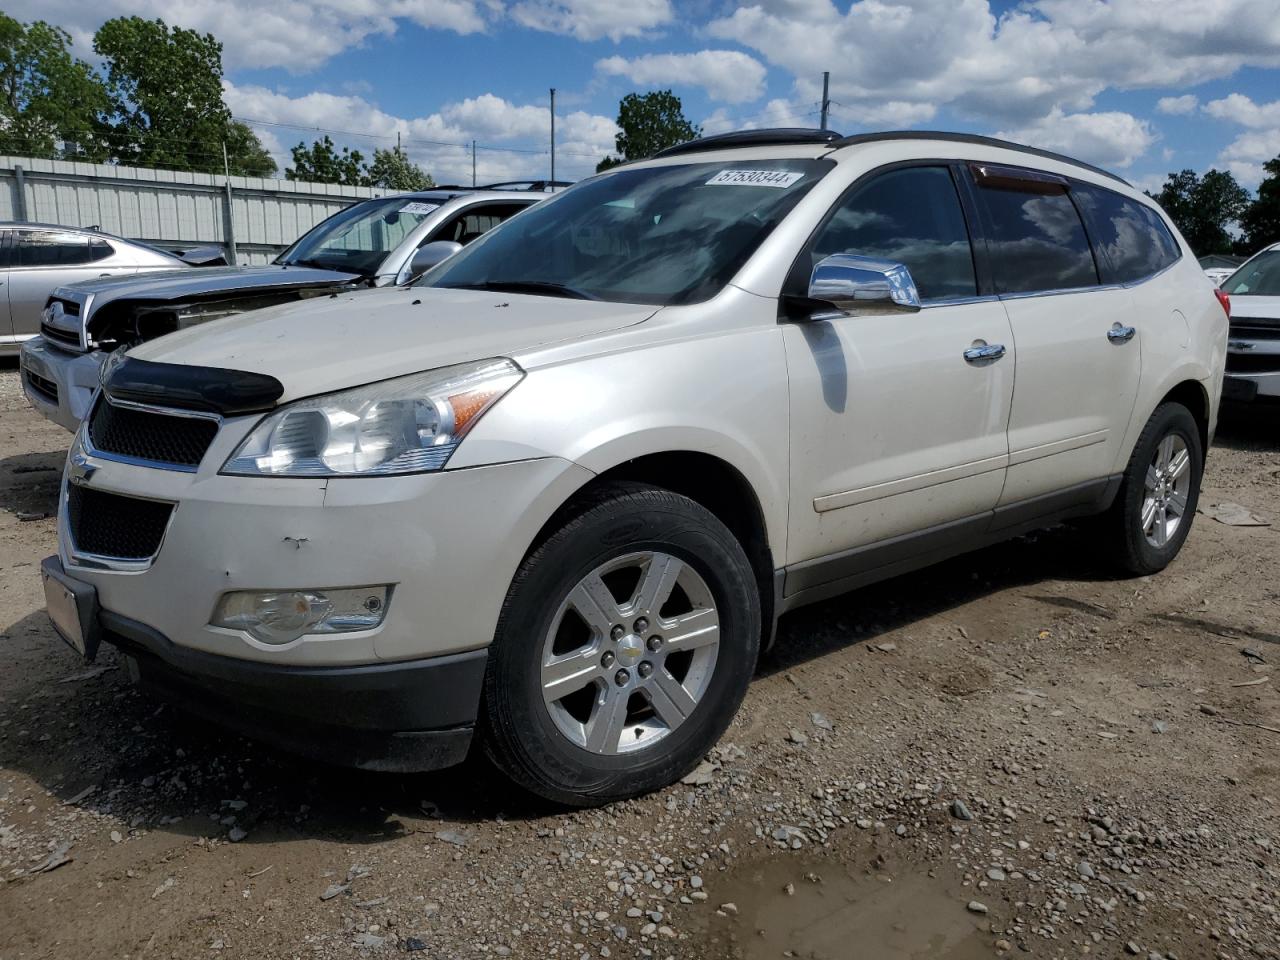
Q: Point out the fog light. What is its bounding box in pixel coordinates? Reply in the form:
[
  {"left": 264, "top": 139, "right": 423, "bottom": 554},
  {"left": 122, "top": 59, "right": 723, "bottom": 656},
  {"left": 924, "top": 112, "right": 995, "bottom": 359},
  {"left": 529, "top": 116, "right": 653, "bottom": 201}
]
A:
[{"left": 211, "top": 586, "right": 390, "bottom": 644}]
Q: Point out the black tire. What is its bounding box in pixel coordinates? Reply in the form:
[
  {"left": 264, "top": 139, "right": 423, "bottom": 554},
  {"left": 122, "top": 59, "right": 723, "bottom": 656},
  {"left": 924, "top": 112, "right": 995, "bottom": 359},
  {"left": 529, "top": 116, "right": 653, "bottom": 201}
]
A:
[
  {"left": 1106, "top": 401, "right": 1204, "bottom": 576},
  {"left": 480, "top": 482, "right": 760, "bottom": 807}
]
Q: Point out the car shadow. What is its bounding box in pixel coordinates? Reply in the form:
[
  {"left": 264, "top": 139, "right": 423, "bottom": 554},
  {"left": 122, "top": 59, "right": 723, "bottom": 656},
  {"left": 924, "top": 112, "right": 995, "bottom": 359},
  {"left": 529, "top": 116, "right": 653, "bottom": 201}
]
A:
[
  {"left": 0, "top": 450, "right": 64, "bottom": 519},
  {"left": 1215, "top": 400, "right": 1279, "bottom": 453},
  {"left": 0, "top": 517, "right": 1127, "bottom": 843}
]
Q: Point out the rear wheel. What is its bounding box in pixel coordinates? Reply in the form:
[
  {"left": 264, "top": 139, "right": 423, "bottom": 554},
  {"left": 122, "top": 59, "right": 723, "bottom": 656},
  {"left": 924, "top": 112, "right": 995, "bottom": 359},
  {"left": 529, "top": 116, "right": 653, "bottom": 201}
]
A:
[
  {"left": 1106, "top": 402, "right": 1203, "bottom": 575},
  {"left": 480, "top": 483, "right": 760, "bottom": 806}
]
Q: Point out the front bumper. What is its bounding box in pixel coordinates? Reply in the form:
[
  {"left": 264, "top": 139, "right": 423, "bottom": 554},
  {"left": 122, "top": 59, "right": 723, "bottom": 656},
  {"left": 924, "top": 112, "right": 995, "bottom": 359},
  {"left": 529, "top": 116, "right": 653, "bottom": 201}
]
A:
[
  {"left": 1223, "top": 373, "right": 1280, "bottom": 402},
  {"left": 45, "top": 555, "right": 486, "bottom": 771},
  {"left": 19, "top": 338, "right": 105, "bottom": 432}
]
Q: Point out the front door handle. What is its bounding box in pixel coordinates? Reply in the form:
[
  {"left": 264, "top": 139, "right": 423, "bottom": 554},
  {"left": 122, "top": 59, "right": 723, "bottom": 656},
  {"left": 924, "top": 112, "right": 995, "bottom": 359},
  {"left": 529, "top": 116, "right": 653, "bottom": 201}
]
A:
[
  {"left": 1107, "top": 323, "right": 1136, "bottom": 344},
  {"left": 963, "top": 342, "right": 1006, "bottom": 363}
]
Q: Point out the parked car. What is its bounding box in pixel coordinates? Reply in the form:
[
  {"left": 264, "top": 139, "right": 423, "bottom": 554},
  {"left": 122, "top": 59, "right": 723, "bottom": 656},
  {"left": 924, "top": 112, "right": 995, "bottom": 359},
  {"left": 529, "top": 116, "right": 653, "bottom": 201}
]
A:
[
  {"left": 41, "top": 130, "right": 1226, "bottom": 806},
  {"left": 0, "top": 223, "right": 211, "bottom": 358},
  {"left": 1217, "top": 243, "right": 1280, "bottom": 404},
  {"left": 19, "top": 188, "right": 542, "bottom": 430}
]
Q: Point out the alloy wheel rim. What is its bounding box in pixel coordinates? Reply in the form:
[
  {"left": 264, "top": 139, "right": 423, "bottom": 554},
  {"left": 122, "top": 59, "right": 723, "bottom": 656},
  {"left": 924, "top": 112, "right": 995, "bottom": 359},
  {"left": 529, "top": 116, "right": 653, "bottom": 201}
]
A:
[
  {"left": 1141, "top": 433, "right": 1191, "bottom": 549},
  {"left": 539, "top": 551, "right": 720, "bottom": 756}
]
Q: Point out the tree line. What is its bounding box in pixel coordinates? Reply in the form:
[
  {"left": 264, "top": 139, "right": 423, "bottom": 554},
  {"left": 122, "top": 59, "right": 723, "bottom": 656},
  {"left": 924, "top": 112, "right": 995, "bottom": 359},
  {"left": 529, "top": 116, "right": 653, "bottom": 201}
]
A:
[
  {"left": 0, "top": 14, "right": 432, "bottom": 189},
  {"left": 1148, "top": 164, "right": 1280, "bottom": 257}
]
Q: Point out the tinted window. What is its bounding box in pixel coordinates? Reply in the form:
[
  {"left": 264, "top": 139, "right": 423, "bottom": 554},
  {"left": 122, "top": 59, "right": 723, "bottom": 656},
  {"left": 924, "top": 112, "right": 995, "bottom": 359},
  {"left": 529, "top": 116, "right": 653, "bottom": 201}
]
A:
[
  {"left": 17, "top": 230, "right": 98, "bottom": 267},
  {"left": 1073, "top": 184, "right": 1180, "bottom": 283},
  {"left": 1221, "top": 249, "right": 1280, "bottom": 296},
  {"left": 977, "top": 185, "right": 1098, "bottom": 294},
  {"left": 431, "top": 203, "right": 530, "bottom": 246},
  {"left": 805, "top": 166, "right": 977, "bottom": 301},
  {"left": 0, "top": 231, "right": 13, "bottom": 268}
]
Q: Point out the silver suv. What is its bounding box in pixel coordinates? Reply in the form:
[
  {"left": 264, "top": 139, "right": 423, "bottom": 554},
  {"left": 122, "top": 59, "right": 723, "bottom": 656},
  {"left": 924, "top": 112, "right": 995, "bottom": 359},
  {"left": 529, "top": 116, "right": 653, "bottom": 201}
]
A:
[
  {"left": 1219, "top": 242, "right": 1280, "bottom": 404},
  {"left": 20, "top": 189, "right": 541, "bottom": 430},
  {"left": 41, "top": 130, "right": 1226, "bottom": 806}
]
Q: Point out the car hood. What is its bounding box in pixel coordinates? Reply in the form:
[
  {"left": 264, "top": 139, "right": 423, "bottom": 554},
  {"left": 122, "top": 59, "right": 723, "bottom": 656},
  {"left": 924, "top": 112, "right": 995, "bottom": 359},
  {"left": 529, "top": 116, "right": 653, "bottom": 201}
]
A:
[
  {"left": 128, "top": 286, "right": 660, "bottom": 402},
  {"left": 55, "top": 264, "right": 360, "bottom": 317},
  {"left": 1228, "top": 295, "right": 1280, "bottom": 320}
]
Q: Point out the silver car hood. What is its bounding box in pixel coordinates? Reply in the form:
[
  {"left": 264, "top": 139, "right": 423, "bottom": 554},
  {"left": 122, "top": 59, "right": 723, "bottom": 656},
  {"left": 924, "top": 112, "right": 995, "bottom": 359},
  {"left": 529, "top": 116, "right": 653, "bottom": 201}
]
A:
[
  {"left": 128, "top": 286, "right": 660, "bottom": 402},
  {"left": 52, "top": 264, "right": 361, "bottom": 322}
]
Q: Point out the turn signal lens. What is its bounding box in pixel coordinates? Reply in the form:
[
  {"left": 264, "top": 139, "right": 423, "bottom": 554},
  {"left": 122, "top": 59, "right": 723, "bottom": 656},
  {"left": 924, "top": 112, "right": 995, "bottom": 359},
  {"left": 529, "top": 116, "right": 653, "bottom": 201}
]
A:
[{"left": 1214, "top": 287, "right": 1230, "bottom": 318}]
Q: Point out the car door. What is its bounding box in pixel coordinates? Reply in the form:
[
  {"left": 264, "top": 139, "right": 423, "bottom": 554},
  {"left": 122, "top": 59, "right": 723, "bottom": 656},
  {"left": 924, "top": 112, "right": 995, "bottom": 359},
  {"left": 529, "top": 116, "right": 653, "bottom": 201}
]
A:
[
  {"left": 782, "top": 163, "right": 1016, "bottom": 590},
  {"left": 966, "top": 164, "right": 1142, "bottom": 508},
  {"left": 8, "top": 229, "right": 121, "bottom": 336}
]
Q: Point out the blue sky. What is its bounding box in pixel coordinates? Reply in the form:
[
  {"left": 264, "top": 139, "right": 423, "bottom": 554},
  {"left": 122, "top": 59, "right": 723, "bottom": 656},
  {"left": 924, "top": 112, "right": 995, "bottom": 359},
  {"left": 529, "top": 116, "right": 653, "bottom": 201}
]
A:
[{"left": 14, "top": 1, "right": 1280, "bottom": 190}]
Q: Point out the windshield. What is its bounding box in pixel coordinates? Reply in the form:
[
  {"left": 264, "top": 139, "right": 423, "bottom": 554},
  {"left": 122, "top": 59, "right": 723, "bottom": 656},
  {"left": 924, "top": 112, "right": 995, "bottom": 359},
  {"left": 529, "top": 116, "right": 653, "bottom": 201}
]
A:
[
  {"left": 278, "top": 196, "right": 442, "bottom": 275},
  {"left": 421, "top": 159, "right": 833, "bottom": 305},
  {"left": 1222, "top": 250, "right": 1280, "bottom": 296}
]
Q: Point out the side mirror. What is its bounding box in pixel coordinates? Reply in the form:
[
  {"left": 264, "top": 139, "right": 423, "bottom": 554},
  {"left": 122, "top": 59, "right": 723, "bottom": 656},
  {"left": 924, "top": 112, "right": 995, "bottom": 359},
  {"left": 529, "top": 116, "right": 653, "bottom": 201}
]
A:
[
  {"left": 409, "top": 240, "right": 464, "bottom": 277},
  {"left": 806, "top": 254, "right": 921, "bottom": 317}
]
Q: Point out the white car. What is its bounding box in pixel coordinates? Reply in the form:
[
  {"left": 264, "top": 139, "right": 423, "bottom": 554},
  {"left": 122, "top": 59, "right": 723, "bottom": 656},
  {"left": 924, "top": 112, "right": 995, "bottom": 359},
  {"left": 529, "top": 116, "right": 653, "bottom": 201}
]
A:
[
  {"left": 1217, "top": 243, "right": 1280, "bottom": 404},
  {"left": 41, "top": 129, "right": 1226, "bottom": 805}
]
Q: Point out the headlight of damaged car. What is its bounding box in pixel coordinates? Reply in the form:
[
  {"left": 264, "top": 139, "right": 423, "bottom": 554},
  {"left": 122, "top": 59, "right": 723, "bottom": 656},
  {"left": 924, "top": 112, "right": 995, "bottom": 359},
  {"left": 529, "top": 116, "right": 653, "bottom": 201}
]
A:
[{"left": 222, "top": 359, "right": 523, "bottom": 477}]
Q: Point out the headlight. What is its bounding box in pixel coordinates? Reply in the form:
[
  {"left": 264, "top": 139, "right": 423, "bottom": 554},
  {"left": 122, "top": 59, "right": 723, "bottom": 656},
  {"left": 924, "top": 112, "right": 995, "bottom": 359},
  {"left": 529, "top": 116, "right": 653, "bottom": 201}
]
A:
[
  {"left": 211, "top": 586, "right": 390, "bottom": 644},
  {"left": 222, "top": 359, "right": 523, "bottom": 477}
]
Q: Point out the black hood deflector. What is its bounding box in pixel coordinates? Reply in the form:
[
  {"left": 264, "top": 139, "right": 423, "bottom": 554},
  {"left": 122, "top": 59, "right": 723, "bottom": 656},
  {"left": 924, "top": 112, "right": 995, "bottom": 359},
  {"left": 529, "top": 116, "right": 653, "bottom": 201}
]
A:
[{"left": 103, "top": 356, "right": 284, "bottom": 416}]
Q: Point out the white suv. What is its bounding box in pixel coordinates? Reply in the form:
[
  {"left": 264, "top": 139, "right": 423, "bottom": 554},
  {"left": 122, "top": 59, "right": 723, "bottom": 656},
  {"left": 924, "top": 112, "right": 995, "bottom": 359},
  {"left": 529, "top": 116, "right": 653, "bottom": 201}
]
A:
[{"left": 42, "top": 130, "right": 1227, "bottom": 806}]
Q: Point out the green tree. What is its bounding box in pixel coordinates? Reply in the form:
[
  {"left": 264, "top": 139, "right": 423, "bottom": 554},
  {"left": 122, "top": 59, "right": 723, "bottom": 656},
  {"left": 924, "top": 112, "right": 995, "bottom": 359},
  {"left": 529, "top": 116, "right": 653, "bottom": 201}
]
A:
[
  {"left": 1238, "top": 156, "right": 1280, "bottom": 254},
  {"left": 597, "top": 90, "right": 700, "bottom": 172},
  {"left": 366, "top": 144, "right": 434, "bottom": 190},
  {"left": 93, "top": 16, "right": 274, "bottom": 175},
  {"left": 1148, "top": 168, "right": 1251, "bottom": 256},
  {"left": 286, "top": 135, "right": 367, "bottom": 185},
  {"left": 0, "top": 14, "right": 110, "bottom": 159}
]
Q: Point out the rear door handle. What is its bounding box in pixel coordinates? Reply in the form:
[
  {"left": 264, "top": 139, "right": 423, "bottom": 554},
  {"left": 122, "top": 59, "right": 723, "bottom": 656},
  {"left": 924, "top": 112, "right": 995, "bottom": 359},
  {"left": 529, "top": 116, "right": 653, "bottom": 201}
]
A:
[
  {"left": 1107, "top": 324, "right": 1136, "bottom": 344},
  {"left": 963, "top": 342, "right": 1006, "bottom": 363}
]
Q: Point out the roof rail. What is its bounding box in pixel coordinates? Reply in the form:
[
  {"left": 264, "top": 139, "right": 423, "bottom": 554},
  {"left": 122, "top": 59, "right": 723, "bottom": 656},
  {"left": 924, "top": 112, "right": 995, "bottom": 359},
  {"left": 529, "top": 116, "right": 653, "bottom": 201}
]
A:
[
  {"left": 651, "top": 128, "right": 845, "bottom": 159},
  {"left": 828, "top": 131, "right": 1130, "bottom": 186}
]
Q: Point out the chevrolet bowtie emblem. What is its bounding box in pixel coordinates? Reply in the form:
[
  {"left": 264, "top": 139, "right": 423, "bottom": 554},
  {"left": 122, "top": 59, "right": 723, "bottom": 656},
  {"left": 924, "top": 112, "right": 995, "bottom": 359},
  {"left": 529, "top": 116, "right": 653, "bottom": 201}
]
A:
[{"left": 68, "top": 452, "right": 97, "bottom": 486}]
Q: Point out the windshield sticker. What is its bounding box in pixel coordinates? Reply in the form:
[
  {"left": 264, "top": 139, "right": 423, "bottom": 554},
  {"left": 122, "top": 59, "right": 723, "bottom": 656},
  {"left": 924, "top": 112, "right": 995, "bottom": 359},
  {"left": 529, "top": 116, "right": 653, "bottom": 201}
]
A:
[
  {"left": 705, "top": 169, "right": 805, "bottom": 188},
  {"left": 399, "top": 201, "right": 441, "bottom": 215}
]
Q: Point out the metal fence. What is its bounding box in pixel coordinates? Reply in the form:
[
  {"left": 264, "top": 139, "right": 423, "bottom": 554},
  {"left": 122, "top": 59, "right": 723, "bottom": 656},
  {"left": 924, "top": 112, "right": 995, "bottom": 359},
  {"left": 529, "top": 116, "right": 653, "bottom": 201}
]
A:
[{"left": 0, "top": 156, "right": 383, "bottom": 265}]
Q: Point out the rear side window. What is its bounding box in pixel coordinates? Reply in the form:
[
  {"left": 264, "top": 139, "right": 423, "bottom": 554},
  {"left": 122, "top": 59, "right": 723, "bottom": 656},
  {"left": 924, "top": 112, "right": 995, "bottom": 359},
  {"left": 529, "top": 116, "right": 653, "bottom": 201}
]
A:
[
  {"left": 1072, "top": 184, "right": 1181, "bottom": 284},
  {"left": 975, "top": 179, "right": 1099, "bottom": 294},
  {"left": 803, "top": 166, "right": 977, "bottom": 301},
  {"left": 431, "top": 203, "right": 531, "bottom": 246},
  {"left": 16, "top": 230, "right": 104, "bottom": 267}
]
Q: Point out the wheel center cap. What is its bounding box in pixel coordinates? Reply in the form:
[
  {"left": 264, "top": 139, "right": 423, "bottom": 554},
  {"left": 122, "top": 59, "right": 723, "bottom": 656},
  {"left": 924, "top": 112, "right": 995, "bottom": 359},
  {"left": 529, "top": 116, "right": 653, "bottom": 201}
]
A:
[{"left": 616, "top": 634, "right": 644, "bottom": 666}]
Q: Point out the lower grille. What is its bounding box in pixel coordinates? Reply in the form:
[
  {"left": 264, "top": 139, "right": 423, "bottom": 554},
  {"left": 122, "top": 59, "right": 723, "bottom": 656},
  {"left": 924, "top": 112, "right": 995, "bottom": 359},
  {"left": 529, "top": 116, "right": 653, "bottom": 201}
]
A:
[
  {"left": 88, "top": 397, "right": 219, "bottom": 469},
  {"left": 23, "top": 368, "right": 58, "bottom": 404},
  {"left": 66, "top": 484, "right": 174, "bottom": 560},
  {"left": 1226, "top": 352, "right": 1280, "bottom": 375}
]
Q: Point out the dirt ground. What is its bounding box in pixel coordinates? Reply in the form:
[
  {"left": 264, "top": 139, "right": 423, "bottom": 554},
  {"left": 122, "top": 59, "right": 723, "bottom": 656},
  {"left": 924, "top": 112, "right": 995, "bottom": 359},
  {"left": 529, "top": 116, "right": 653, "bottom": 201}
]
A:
[{"left": 0, "top": 359, "right": 1277, "bottom": 960}]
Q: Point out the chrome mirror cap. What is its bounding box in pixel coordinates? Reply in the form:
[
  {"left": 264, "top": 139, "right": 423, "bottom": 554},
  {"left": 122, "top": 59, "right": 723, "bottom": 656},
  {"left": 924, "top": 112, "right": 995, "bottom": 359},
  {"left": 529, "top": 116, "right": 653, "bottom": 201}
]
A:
[{"left": 807, "top": 254, "right": 921, "bottom": 316}]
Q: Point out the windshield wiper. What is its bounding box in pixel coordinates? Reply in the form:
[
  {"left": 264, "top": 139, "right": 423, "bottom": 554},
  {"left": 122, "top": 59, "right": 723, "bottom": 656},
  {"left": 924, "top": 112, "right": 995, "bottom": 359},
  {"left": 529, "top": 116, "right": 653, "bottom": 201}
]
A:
[{"left": 442, "top": 280, "right": 598, "bottom": 300}]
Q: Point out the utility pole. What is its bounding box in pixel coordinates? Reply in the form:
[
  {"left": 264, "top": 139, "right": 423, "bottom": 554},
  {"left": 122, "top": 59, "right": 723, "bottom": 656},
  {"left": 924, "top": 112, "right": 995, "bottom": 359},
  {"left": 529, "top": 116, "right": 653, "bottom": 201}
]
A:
[
  {"left": 397, "top": 130, "right": 402, "bottom": 154},
  {"left": 471, "top": 140, "right": 477, "bottom": 187},
  {"left": 220, "top": 141, "right": 238, "bottom": 266},
  {"left": 819, "top": 71, "right": 831, "bottom": 131},
  {"left": 549, "top": 87, "right": 556, "bottom": 184}
]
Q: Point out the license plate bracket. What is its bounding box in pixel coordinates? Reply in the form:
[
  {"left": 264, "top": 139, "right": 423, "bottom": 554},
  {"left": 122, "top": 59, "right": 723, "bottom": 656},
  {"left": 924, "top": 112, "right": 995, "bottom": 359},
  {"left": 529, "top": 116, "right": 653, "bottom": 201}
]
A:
[{"left": 41, "top": 557, "right": 103, "bottom": 661}]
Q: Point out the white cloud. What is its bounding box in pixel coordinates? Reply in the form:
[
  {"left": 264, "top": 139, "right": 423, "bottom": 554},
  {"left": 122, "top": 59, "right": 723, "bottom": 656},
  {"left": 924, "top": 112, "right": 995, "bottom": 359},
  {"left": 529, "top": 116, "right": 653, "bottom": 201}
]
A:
[
  {"left": 1216, "top": 129, "right": 1280, "bottom": 189},
  {"left": 224, "top": 83, "right": 617, "bottom": 183},
  {"left": 996, "top": 108, "right": 1157, "bottom": 169},
  {"left": 708, "top": 0, "right": 1280, "bottom": 129},
  {"left": 1156, "top": 95, "right": 1198, "bottom": 115},
  {"left": 3, "top": 0, "right": 493, "bottom": 71},
  {"left": 596, "top": 51, "right": 767, "bottom": 104},
  {"left": 509, "top": 0, "right": 672, "bottom": 42},
  {"left": 1203, "top": 93, "right": 1280, "bottom": 129}
]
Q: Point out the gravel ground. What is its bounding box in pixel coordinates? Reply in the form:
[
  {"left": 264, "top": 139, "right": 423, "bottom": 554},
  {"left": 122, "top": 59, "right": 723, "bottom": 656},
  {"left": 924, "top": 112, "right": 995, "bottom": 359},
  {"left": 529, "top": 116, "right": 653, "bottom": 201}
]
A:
[{"left": 1, "top": 360, "right": 1277, "bottom": 959}]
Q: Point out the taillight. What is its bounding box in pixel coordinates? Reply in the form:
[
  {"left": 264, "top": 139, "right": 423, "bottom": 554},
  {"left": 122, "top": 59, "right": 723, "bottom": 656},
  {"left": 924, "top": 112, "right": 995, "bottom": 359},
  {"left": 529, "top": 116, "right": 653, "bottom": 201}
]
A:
[{"left": 1214, "top": 287, "right": 1230, "bottom": 318}]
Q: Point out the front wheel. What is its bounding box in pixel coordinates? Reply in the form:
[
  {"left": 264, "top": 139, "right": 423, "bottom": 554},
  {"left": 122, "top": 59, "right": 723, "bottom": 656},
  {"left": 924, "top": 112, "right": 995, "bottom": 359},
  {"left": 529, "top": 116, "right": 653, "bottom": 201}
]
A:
[
  {"left": 1106, "top": 401, "right": 1204, "bottom": 575},
  {"left": 480, "top": 482, "right": 760, "bottom": 806}
]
